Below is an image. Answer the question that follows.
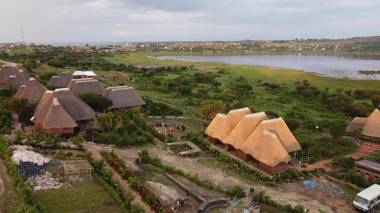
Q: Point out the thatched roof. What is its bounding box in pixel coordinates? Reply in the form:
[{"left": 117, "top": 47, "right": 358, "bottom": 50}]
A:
[
  {"left": 8, "top": 70, "right": 29, "bottom": 88},
  {"left": 14, "top": 78, "right": 47, "bottom": 103},
  {"left": 33, "top": 89, "right": 95, "bottom": 128},
  {"left": 47, "top": 72, "right": 72, "bottom": 88},
  {"left": 0, "top": 65, "right": 18, "bottom": 84},
  {"left": 68, "top": 79, "right": 105, "bottom": 96},
  {"left": 346, "top": 117, "right": 367, "bottom": 134},
  {"left": 362, "top": 109, "right": 380, "bottom": 138},
  {"left": 40, "top": 98, "right": 78, "bottom": 129},
  {"left": 104, "top": 86, "right": 145, "bottom": 109},
  {"left": 205, "top": 107, "right": 251, "bottom": 142},
  {"left": 53, "top": 88, "right": 96, "bottom": 121},
  {"left": 225, "top": 112, "right": 268, "bottom": 149},
  {"left": 251, "top": 118, "right": 301, "bottom": 153},
  {"left": 241, "top": 129, "right": 291, "bottom": 167}
]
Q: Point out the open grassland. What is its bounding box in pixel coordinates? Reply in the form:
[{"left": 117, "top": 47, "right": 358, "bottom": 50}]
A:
[{"left": 33, "top": 182, "right": 122, "bottom": 213}]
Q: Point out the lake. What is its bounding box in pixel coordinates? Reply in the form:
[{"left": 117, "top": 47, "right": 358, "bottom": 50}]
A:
[{"left": 158, "top": 55, "right": 380, "bottom": 80}]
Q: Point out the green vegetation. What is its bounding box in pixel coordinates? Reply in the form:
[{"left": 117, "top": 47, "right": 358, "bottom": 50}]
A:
[
  {"left": 252, "top": 192, "right": 307, "bottom": 213},
  {"left": 80, "top": 92, "right": 113, "bottom": 112},
  {"left": 367, "top": 151, "right": 380, "bottom": 163},
  {"left": 0, "top": 140, "right": 41, "bottom": 212},
  {"left": 93, "top": 110, "right": 156, "bottom": 146},
  {"left": 33, "top": 182, "right": 123, "bottom": 213}
]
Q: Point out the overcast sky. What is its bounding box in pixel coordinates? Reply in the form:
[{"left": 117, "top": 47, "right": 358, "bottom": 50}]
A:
[{"left": 1, "top": 0, "right": 380, "bottom": 43}]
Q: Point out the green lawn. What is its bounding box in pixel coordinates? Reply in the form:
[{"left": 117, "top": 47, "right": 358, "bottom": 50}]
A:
[{"left": 33, "top": 182, "right": 122, "bottom": 213}]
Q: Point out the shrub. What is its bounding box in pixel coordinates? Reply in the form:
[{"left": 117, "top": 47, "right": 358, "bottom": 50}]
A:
[
  {"left": 80, "top": 92, "right": 113, "bottom": 112},
  {"left": 226, "top": 186, "right": 245, "bottom": 198}
]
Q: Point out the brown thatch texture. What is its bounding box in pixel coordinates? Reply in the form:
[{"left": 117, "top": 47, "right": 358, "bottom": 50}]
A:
[
  {"left": 14, "top": 78, "right": 47, "bottom": 103},
  {"left": 47, "top": 72, "right": 72, "bottom": 88},
  {"left": 41, "top": 98, "right": 78, "bottom": 129},
  {"left": 68, "top": 79, "right": 105, "bottom": 96},
  {"left": 362, "top": 109, "right": 380, "bottom": 138},
  {"left": 8, "top": 70, "right": 30, "bottom": 88},
  {"left": 0, "top": 65, "right": 18, "bottom": 84},
  {"left": 33, "top": 89, "right": 95, "bottom": 129},
  {"left": 345, "top": 117, "right": 367, "bottom": 134},
  {"left": 205, "top": 107, "right": 251, "bottom": 142},
  {"left": 104, "top": 86, "right": 145, "bottom": 109},
  {"left": 53, "top": 88, "right": 96, "bottom": 121},
  {"left": 225, "top": 112, "right": 268, "bottom": 149},
  {"left": 250, "top": 118, "right": 301, "bottom": 153},
  {"left": 242, "top": 130, "right": 291, "bottom": 167}
]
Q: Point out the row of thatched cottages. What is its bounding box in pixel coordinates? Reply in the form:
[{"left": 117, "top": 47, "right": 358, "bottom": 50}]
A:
[
  {"left": 0, "top": 65, "right": 145, "bottom": 134},
  {"left": 205, "top": 107, "right": 302, "bottom": 175}
]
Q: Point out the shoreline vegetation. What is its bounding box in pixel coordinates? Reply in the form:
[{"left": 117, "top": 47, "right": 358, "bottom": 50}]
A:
[{"left": 359, "top": 70, "right": 380, "bottom": 75}]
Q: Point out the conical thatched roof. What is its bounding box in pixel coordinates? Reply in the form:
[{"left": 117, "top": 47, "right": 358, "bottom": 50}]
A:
[
  {"left": 362, "top": 109, "right": 380, "bottom": 138},
  {"left": 250, "top": 118, "right": 301, "bottom": 153},
  {"left": 205, "top": 107, "right": 251, "bottom": 142},
  {"left": 68, "top": 79, "right": 105, "bottom": 96},
  {"left": 47, "top": 72, "right": 72, "bottom": 88},
  {"left": 0, "top": 65, "right": 18, "bottom": 84},
  {"left": 346, "top": 117, "right": 367, "bottom": 134},
  {"left": 104, "top": 86, "right": 145, "bottom": 109},
  {"left": 8, "top": 70, "right": 30, "bottom": 88},
  {"left": 53, "top": 88, "right": 96, "bottom": 121},
  {"left": 225, "top": 112, "right": 267, "bottom": 149},
  {"left": 40, "top": 98, "right": 78, "bottom": 129},
  {"left": 14, "top": 78, "right": 47, "bottom": 103},
  {"left": 241, "top": 130, "right": 291, "bottom": 167},
  {"left": 33, "top": 89, "right": 95, "bottom": 128}
]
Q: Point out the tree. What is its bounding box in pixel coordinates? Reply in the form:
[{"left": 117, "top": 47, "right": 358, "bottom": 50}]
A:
[
  {"left": 285, "top": 119, "right": 301, "bottom": 132},
  {"left": 96, "top": 112, "right": 123, "bottom": 132},
  {"left": 22, "top": 59, "right": 36, "bottom": 72},
  {"left": 178, "top": 86, "right": 192, "bottom": 96},
  {"left": 370, "top": 95, "right": 380, "bottom": 108},
  {"left": 226, "top": 76, "right": 253, "bottom": 99},
  {"left": 80, "top": 93, "right": 113, "bottom": 112},
  {"left": 201, "top": 100, "right": 225, "bottom": 120}
]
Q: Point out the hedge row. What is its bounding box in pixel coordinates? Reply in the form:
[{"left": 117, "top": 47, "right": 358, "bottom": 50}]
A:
[
  {"left": 88, "top": 157, "right": 144, "bottom": 213},
  {"left": 101, "top": 151, "right": 170, "bottom": 213}
]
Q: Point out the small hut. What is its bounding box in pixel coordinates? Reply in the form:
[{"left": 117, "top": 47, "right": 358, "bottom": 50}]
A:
[
  {"left": 104, "top": 86, "right": 145, "bottom": 109},
  {"left": 14, "top": 78, "right": 47, "bottom": 103},
  {"left": 68, "top": 79, "right": 105, "bottom": 96},
  {"left": 47, "top": 72, "right": 73, "bottom": 88}
]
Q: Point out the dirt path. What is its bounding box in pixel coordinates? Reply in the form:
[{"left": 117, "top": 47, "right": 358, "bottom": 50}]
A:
[
  {"left": 83, "top": 144, "right": 153, "bottom": 213},
  {"left": 148, "top": 146, "right": 354, "bottom": 213},
  {"left": 306, "top": 142, "right": 380, "bottom": 171}
]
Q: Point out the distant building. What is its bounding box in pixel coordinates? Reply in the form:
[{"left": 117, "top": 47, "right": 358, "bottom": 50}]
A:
[
  {"left": 0, "top": 65, "right": 29, "bottom": 89},
  {"left": 346, "top": 109, "right": 380, "bottom": 142},
  {"left": 205, "top": 108, "right": 301, "bottom": 175},
  {"left": 72, "top": 70, "right": 97, "bottom": 79},
  {"left": 47, "top": 72, "right": 73, "bottom": 88},
  {"left": 68, "top": 78, "right": 105, "bottom": 97},
  {"left": 14, "top": 78, "right": 47, "bottom": 103},
  {"left": 104, "top": 86, "right": 145, "bottom": 109},
  {"left": 355, "top": 160, "right": 380, "bottom": 182}
]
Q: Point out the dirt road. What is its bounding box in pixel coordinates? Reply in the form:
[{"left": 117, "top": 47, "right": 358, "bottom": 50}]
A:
[
  {"left": 148, "top": 146, "right": 355, "bottom": 213},
  {"left": 0, "top": 159, "right": 17, "bottom": 211}
]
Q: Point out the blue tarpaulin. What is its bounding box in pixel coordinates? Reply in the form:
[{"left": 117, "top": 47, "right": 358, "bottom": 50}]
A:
[{"left": 303, "top": 180, "right": 318, "bottom": 190}]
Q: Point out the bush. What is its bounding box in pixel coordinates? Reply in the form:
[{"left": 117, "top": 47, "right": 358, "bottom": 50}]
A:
[
  {"left": 226, "top": 186, "right": 245, "bottom": 198},
  {"left": 80, "top": 92, "right": 113, "bottom": 112},
  {"left": 0, "top": 108, "right": 12, "bottom": 134},
  {"left": 142, "top": 97, "right": 183, "bottom": 116}
]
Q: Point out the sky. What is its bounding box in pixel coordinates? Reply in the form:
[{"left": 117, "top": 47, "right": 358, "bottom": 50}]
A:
[{"left": 0, "top": 0, "right": 380, "bottom": 43}]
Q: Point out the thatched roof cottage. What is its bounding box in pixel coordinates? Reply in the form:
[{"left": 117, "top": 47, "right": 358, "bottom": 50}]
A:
[{"left": 14, "top": 78, "right": 47, "bottom": 103}]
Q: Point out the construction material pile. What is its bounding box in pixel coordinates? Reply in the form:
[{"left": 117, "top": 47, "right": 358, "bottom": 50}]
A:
[
  {"left": 28, "top": 172, "right": 65, "bottom": 191},
  {"left": 11, "top": 145, "right": 50, "bottom": 166},
  {"left": 318, "top": 183, "right": 345, "bottom": 198}
]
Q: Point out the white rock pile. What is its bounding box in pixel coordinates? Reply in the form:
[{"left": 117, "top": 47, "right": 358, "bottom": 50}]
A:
[
  {"left": 11, "top": 145, "right": 50, "bottom": 165},
  {"left": 28, "top": 172, "right": 65, "bottom": 191}
]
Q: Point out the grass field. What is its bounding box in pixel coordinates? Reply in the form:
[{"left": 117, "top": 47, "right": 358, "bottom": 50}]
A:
[{"left": 33, "top": 182, "right": 122, "bottom": 213}]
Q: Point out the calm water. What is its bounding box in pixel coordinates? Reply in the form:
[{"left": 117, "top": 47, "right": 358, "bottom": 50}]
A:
[{"left": 158, "top": 55, "right": 380, "bottom": 80}]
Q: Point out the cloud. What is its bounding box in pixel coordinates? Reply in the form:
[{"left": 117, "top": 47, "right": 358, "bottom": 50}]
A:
[{"left": 0, "top": 0, "right": 379, "bottom": 43}]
